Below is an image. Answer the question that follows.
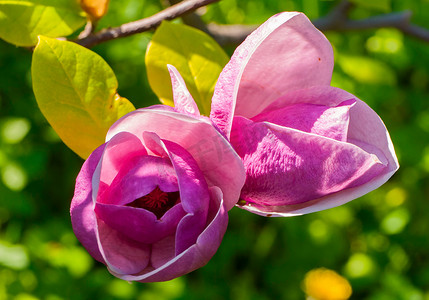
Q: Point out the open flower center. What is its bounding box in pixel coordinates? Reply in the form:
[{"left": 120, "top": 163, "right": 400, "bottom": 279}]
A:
[{"left": 127, "top": 186, "right": 179, "bottom": 219}]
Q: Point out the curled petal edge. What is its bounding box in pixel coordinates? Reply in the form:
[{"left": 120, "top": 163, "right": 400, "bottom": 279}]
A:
[
  {"left": 236, "top": 121, "right": 398, "bottom": 217},
  {"left": 239, "top": 165, "right": 397, "bottom": 217},
  {"left": 113, "top": 186, "right": 228, "bottom": 282}
]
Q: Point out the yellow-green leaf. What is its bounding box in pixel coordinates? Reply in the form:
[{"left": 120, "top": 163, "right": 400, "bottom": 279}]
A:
[
  {"left": 31, "top": 36, "right": 135, "bottom": 159},
  {"left": 146, "top": 21, "right": 229, "bottom": 116},
  {"left": 0, "top": 0, "right": 86, "bottom": 47}
]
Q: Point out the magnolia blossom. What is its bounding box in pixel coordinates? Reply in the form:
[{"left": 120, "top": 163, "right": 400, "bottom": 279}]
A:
[
  {"left": 70, "top": 66, "right": 245, "bottom": 282},
  {"left": 210, "top": 12, "right": 399, "bottom": 216}
]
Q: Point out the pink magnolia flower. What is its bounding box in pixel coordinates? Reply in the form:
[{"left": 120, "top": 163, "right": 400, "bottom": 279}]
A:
[
  {"left": 210, "top": 12, "right": 399, "bottom": 216},
  {"left": 70, "top": 66, "right": 245, "bottom": 282}
]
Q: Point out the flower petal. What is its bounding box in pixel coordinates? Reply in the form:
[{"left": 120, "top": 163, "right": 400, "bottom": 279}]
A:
[
  {"left": 348, "top": 99, "right": 399, "bottom": 174},
  {"left": 257, "top": 85, "right": 351, "bottom": 112},
  {"left": 253, "top": 99, "right": 356, "bottom": 142},
  {"left": 151, "top": 235, "right": 176, "bottom": 269},
  {"left": 165, "top": 140, "right": 210, "bottom": 214},
  {"left": 100, "top": 155, "right": 178, "bottom": 205},
  {"left": 93, "top": 132, "right": 147, "bottom": 201},
  {"left": 211, "top": 12, "right": 334, "bottom": 136},
  {"left": 144, "top": 104, "right": 177, "bottom": 112},
  {"left": 258, "top": 85, "right": 399, "bottom": 173},
  {"left": 70, "top": 144, "right": 106, "bottom": 263},
  {"left": 144, "top": 133, "right": 210, "bottom": 254},
  {"left": 167, "top": 64, "right": 200, "bottom": 117},
  {"left": 94, "top": 202, "right": 186, "bottom": 244},
  {"left": 96, "top": 218, "right": 151, "bottom": 275},
  {"left": 107, "top": 109, "right": 245, "bottom": 210},
  {"left": 115, "top": 186, "right": 228, "bottom": 282},
  {"left": 231, "top": 117, "right": 388, "bottom": 215}
]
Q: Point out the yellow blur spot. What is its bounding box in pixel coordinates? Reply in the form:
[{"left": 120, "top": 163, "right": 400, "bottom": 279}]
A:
[
  {"left": 366, "top": 36, "right": 382, "bottom": 52},
  {"left": 303, "top": 268, "right": 352, "bottom": 300},
  {"left": 385, "top": 38, "right": 401, "bottom": 53},
  {"left": 385, "top": 187, "right": 407, "bottom": 207},
  {"left": 365, "top": 29, "right": 404, "bottom": 55}
]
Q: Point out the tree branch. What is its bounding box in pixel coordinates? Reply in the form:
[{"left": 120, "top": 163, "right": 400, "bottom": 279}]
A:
[
  {"left": 164, "top": 0, "right": 256, "bottom": 46},
  {"left": 312, "top": 0, "right": 354, "bottom": 31},
  {"left": 206, "top": 23, "right": 257, "bottom": 46},
  {"left": 76, "top": 0, "right": 220, "bottom": 48},
  {"left": 204, "top": 0, "right": 429, "bottom": 45},
  {"left": 165, "top": 0, "right": 212, "bottom": 34},
  {"left": 311, "top": 1, "right": 428, "bottom": 40},
  {"left": 76, "top": 0, "right": 429, "bottom": 48},
  {"left": 314, "top": 6, "right": 429, "bottom": 42},
  {"left": 402, "top": 24, "right": 429, "bottom": 42}
]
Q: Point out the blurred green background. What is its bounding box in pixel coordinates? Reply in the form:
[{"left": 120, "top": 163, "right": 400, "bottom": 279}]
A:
[{"left": 1, "top": 0, "right": 429, "bottom": 299}]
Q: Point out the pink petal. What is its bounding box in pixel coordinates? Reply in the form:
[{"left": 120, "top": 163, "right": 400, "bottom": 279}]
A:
[
  {"left": 175, "top": 213, "right": 207, "bottom": 255},
  {"left": 195, "top": 186, "right": 228, "bottom": 256},
  {"left": 143, "top": 131, "right": 169, "bottom": 157},
  {"left": 100, "top": 155, "right": 178, "bottom": 205},
  {"left": 144, "top": 134, "right": 210, "bottom": 254},
  {"left": 164, "top": 139, "right": 210, "bottom": 214},
  {"left": 70, "top": 144, "right": 106, "bottom": 263},
  {"left": 167, "top": 64, "right": 200, "bottom": 117},
  {"left": 211, "top": 12, "right": 334, "bottom": 137},
  {"left": 96, "top": 218, "right": 151, "bottom": 275},
  {"left": 348, "top": 99, "right": 399, "bottom": 174},
  {"left": 93, "top": 132, "right": 147, "bottom": 200},
  {"left": 115, "top": 186, "right": 228, "bottom": 282},
  {"left": 231, "top": 117, "right": 388, "bottom": 214},
  {"left": 258, "top": 85, "right": 399, "bottom": 174},
  {"left": 144, "top": 104, "right": 177, "bottom": 112},
  {"left": 151, "top": 235, "right": 176, "bottom": 269},
  {"left": 107, "top": 109, "right": 245, "bottom": 210},
  {"left": 260, "top": 85, "right": 359, "bottom": 113},
  {"left": 95, "top": 203, "right": 186, "bottom": 244},
  {"left": 253, "top": 99, "right": 356, "bottom": 142}
]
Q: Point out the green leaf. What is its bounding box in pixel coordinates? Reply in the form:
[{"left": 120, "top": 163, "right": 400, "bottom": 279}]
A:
[
  {"left": 31, "top": 36, "right": 135, "bottom": 159},
  {"left": 0, "top": 0, "right": 86, "bottom": 46},
  {"left": 146, "top": 21, "right": 229, "bottom": 116}
]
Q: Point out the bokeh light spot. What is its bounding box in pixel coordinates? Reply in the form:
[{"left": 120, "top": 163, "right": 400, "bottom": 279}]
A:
[
  {"left": 0, "top": 242, "right": 29, "bottom": 270},
  {"left": 0, "top": 117, "right": 31, "bottom": 144},
  {"left": 303, "top": 268, "right": 352, "bottom": 300},
  {"left": 385, "top": 187, "right": 407, "bottom": 207},
  {"left": 108, "top": 279, "right": 137, "bottom": 298},
  {"left": 344, "top": 253, "right": 376, "bottom": 278},
  {"left": 1, "top": 163, "right": 28, "bottom": 191},
  {"left": 308, "top": 219, "right": 329, "bottom": 243},
  {"left": 381, "top": 208, "right": 410, "bottom": 235}
]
